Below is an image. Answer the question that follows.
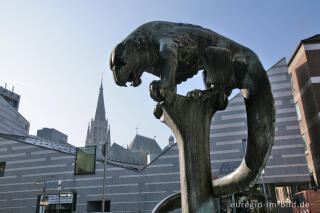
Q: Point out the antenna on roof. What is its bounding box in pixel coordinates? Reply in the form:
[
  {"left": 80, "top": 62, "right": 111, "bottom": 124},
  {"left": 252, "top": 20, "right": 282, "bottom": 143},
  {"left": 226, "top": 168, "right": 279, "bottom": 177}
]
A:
[
  {"left": 4, "top": 83, "right": 7, "bottom": 90},
  {"left": 154, "top": 136, "right": 156, "bottom": 141},
  {"left": 136, "top": 127, "right": 139, "bottom": 135},
  {"left": 11, "top": 86, "right": 14, "bottom": 95}
]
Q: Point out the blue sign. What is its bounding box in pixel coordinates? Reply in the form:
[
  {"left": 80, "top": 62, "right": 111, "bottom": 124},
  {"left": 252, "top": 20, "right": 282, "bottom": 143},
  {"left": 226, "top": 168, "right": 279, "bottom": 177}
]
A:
[
  {"left": 219, "top": 163, "right": 237, "bottom": 174},
  {"left": 45, "top": 183, "right": 53, "bottom": 187}
]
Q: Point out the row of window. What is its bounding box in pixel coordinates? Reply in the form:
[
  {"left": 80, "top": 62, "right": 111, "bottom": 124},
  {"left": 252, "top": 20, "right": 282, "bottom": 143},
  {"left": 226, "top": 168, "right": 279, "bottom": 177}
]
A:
[
  {"left": 0, "top": 146, "right": 97, "bottom": 178},
  {"left": 0, "top": 139, "right": 246, "bottom": 178}
]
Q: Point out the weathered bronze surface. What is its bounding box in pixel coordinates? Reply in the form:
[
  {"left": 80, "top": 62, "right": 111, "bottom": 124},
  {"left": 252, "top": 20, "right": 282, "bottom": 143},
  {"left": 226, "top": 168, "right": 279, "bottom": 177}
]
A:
[{"left": 110, "top": 21, "right": 275, "bottom": 213}]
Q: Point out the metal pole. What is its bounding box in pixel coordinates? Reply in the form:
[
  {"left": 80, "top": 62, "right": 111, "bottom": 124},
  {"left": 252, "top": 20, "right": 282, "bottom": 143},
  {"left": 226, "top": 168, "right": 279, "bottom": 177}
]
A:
[
  {"left": 42, "top": 181, "right": 46, "bottom": 213},
  {"left": 102, "top": 144, "right": 107, "bottom": 213},
  {"left": 261, "top": 170, "right": 269, "bottom": 213},
  {"left": 58, "top": 191, "right": 60, "bottom": 213},
  {"left": 58, "top": 180, "right": 62, "bottom": 213},
  {"left": 231, "top": 194, "right": 236, "bottom": 213},
  {"left": 216, "top": 198, "right": 221, "bottom": 213}
]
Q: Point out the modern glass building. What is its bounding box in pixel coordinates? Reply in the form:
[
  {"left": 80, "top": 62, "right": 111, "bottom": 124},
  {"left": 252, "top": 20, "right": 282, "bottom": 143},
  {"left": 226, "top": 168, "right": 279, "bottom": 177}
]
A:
[{"left": 0, "top": 57, "right": 311, "bottom": 213}]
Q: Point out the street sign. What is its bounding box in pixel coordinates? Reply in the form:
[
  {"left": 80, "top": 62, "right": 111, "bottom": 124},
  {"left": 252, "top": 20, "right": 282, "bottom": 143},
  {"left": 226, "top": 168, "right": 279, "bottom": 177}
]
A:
[
  {"left": 60, "top": 193, "right": 73, "bottom": 203},
  {"left": 45, "top": 183, "right": 53, "bottom": 187},
  {"left": 39, "top": 201, "right": 48, "bottom": 206},
  {"left": 60, "top": 192, "right": 73, "bottom": 198},
  {"left": 35, "top": 181, "right": 45, "bottom": 185},
  {"left": 48, "top": 195, "right": 59, "bottom": 204},
  {"left": 42, "top": 193, "right": 73, "bottom": 204}
]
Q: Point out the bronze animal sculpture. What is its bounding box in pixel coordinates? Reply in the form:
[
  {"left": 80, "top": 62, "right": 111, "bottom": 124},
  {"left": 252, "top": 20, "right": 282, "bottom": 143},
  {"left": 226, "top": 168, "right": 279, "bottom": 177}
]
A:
[{"left": 110, "top": 21, "right": 275, "bottom": 212}]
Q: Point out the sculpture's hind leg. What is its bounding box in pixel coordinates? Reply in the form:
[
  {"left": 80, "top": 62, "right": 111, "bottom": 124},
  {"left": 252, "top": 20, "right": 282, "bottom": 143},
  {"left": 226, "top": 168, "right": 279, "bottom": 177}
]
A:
[
  {"left": 187, "top": 46, "right": 235, "bottom": 102},
  {"left": 203, "top": 46, "right": 235, "bottom": 96}
]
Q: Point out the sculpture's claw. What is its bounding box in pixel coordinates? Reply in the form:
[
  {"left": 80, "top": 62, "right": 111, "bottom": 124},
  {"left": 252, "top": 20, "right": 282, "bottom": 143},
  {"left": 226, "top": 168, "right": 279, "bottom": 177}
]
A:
[
  {"left": 153, "top": 103, "right": 163, "bottom": 119},
  {"left": 202, "top": 87, "right": 228, "bottom": 110},
  {"left": 149, "top": 80, "right": 166, "bottom": 102},
  {"left": 186, "top": 88, "right": 228, "bottom": 110},
  {"left": 187, "top": 89, "right": 202, "bottom": 99},
  {"left": 149, "top": 80, "right": 175, "bottom": 102}
]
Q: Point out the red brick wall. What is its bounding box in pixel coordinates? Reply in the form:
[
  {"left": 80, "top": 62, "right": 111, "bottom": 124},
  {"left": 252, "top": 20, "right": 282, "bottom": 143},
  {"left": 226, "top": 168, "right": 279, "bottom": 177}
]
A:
[{"left": 289, "top": 44, "right": 320, "bottom": 185}]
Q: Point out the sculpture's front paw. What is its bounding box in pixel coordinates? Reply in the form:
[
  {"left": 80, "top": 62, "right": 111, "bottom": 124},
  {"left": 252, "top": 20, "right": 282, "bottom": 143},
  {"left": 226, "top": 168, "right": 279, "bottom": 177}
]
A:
[
  {"left": 153, "top": 103, "right": 163, "bottom": 119},
  {"left": 149, "top": 80, "right": 170, "bottom": 102},
  {"left": 187, "top": 89, "right": 202, "bottom": 99}
]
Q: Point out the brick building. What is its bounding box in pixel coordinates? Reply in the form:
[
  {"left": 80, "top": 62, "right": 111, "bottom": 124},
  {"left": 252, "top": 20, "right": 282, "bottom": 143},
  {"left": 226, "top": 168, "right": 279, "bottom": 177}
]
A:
[{"left": 287, "top": 34, "right": 320, "bottom": 185}]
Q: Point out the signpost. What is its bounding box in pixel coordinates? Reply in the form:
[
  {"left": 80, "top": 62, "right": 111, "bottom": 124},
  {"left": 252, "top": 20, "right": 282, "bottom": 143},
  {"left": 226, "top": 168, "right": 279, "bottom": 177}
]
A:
[
  {"left": 35, "top": 181, "right": 45, "bottom": 185},
  {"left": 35, "top": 180, "right": 47, "bottom": 211},
  {"left": 57, "top": 180, "right": 62, "bottom": 213},
  {"left": 37, "top": 180, "right": 74, "bottom": 213},
  {"left": 38, "top": 193, "right": 73, "bottom": 206},
  {"left": 102, "top": 143, "right": 108, "bottom": 213}
]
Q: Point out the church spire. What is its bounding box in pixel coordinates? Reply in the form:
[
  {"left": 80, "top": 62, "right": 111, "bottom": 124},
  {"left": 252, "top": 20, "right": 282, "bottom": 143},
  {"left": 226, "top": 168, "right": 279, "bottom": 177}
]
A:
[
  {"left": 85, "top": 122, "right": 91, "bottom": 146},
  {"left": 94, "top": 80, "right": 106, "bottom": 121}
]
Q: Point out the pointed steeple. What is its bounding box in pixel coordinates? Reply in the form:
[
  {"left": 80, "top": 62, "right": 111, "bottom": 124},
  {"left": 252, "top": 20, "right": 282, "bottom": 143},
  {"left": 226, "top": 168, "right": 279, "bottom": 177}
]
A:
[
  {"left": 94, "top": 81, "right": 106, "bottom": 121},
  {"left": 85, "top": 122, "right": 91, "bottom": 146}
]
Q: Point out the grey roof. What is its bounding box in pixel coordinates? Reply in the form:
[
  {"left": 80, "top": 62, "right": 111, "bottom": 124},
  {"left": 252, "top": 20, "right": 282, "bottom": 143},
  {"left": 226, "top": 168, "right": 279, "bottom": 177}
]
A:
[
  {"left": 94, "top": 81, "right": 106, "bottom": 121},
  {"left": 108, "top": 143, "right": 146, "bottom": 165},
  {"left": 0, "top": 132, "right": 174, "bottom": 172},
  {"left": 0, "top": 133, "right": 144, "bottom": 170},
  {"left": 0, "top": 133, "right": 76, "bottom": 154},
  {"left": 267, "top": 57, "right": 287, "bottom": 71},
  {"left": 302, "top": 34, "right": 320, "bottom": 43},
  {"left": 288, "top": 34, "right": 320, "bottom": 66},
  {"left": 128, "top": 134, "right": 162, "bottom": 154}
]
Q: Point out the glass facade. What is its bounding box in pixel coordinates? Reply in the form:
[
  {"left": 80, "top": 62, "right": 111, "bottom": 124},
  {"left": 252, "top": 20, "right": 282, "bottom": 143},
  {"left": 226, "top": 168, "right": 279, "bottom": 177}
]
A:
[{"left": 74, "top": 146, "right": 96, "bottom": 175}]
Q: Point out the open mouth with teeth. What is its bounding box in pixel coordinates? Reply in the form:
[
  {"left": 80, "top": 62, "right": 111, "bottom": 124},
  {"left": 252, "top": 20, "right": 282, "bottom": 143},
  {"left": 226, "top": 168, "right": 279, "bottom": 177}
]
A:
[
  {"left": 127, "top": 72, "right": 142, "bottom": 87},
  {"left": 114, "top": 70, "right": 142, "bottom": 87}
]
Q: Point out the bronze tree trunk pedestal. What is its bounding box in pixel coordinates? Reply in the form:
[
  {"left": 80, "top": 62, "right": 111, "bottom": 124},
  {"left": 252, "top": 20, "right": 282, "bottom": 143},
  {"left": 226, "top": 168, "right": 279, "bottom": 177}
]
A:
[{"left": 155, "top": 89, "right": 228, "bottom": 213}]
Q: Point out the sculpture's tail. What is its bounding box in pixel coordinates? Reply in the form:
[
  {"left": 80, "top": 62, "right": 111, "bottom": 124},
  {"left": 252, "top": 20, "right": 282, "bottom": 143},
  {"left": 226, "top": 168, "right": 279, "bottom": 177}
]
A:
[
  {"left": 211, "top": 60, "right": 275, "bottom": 196},
  {"left": 152, "top": 56, "right": 275, "bottom": 213}
]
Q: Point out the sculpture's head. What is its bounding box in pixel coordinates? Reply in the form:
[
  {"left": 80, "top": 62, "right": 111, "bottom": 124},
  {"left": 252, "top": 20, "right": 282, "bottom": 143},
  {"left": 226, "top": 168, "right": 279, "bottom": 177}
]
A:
[{"left": 109, "top": 40, "right": 143, "bottom": 87}]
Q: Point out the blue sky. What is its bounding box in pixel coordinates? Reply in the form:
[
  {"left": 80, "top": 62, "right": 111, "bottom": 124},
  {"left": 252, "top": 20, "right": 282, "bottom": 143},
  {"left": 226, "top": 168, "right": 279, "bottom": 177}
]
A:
[{"left": 1, "top": 0, "right": 319, "bottom": 148}]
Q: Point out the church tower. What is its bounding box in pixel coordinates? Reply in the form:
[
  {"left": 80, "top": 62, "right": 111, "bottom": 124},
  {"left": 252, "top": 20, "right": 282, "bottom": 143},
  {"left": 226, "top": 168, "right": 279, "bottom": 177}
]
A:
[{"left": 85, "top": 81, "right": 111, "bottom": 152}]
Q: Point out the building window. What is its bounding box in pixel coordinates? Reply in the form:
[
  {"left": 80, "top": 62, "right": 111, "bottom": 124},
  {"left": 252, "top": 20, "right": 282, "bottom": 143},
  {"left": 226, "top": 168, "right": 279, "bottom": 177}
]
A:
[
  {"left": 302, "top": 135, "right": 308, "bottom": 154},
  {"left": 289, "top": 73, "right": 295, "bottom": 92},
  {"left": 0, "top": 162, "right": 6, "bottom": 177},
  {"left": 295, "top": 103, "right": 301, "bottom": 121}
]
